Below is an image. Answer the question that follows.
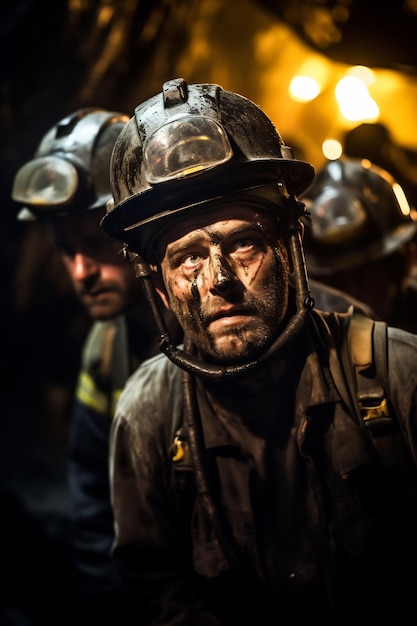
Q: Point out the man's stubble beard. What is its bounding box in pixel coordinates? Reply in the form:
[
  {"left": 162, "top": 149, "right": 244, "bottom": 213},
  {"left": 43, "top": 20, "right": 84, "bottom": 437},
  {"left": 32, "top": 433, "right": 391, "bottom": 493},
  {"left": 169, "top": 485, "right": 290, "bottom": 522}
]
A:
[{"left": 168, "top": 263, "right": 289, "bottom": 365}]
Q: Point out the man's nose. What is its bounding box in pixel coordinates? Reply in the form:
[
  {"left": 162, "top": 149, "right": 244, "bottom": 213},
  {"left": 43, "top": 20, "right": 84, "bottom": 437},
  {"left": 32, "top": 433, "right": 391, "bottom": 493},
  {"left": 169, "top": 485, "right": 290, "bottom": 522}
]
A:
[
  {"left": 72, "top": 253, "right": 99, "bottom": 282},
  {"left": 211, "top": 254, "right": 235, "bottom": 293}
]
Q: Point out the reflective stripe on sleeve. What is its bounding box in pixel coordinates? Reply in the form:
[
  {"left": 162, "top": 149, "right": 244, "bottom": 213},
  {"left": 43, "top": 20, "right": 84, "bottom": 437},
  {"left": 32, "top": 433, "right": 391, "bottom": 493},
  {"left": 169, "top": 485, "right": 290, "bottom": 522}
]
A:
[{"left": 75, "top": 371, "right": 110, "bottom": 415}]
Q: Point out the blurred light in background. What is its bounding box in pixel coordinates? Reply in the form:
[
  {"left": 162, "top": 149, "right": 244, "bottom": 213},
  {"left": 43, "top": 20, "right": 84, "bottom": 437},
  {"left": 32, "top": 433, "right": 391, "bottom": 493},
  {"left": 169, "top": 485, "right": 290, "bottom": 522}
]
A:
[
  {"left": 335, "top": 75, "right": 379, "bottom": 122},
  {"left": 322, "top": 139, "right": 343, "bottom": 160},
  {"left": 289, "top": 76, "right": 320, "bottom": 101}
]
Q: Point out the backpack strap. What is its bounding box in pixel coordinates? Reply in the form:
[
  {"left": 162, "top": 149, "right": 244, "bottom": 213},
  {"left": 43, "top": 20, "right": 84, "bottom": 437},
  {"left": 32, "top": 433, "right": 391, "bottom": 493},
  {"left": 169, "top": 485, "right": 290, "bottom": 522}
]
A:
[
  {"left": 347, "top": 307, "right": 391, "bottom": 428},
  {"left": 341, "top": 306, "right": 413, "bottom": 470}
]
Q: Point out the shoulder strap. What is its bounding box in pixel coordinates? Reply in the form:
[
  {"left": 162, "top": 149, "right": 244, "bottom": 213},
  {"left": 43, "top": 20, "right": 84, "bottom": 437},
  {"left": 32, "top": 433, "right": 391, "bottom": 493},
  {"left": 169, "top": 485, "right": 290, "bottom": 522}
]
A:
[
  {"left": 342, "top": 306, "right": 413, "bottom": 469},
  {"left": 347, "top": 307, "right": 391, "bottom": 427}
]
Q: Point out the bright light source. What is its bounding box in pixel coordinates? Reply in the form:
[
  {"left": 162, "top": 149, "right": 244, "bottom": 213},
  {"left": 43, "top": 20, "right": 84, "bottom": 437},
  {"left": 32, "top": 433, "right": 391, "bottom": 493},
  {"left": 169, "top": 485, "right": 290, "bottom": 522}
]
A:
[
  {"left": 289, "top": 76, "right": 321, "bottom": 102},
  {"left": 322, "top": 139, "right": 343, "bottom": 160},
  {"left": 335, "top": 76, "right": 379, "bottom": 122},
  {"left": 346, "top": 65, "right": 375, "bottom": 86}
]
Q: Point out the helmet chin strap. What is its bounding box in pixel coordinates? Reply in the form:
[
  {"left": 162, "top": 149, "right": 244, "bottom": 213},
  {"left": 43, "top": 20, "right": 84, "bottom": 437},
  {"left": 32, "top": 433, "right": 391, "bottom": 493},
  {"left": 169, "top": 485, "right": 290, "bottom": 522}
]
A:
[{"left": 130, "top": 196, "right": 315, "bottom": 381}]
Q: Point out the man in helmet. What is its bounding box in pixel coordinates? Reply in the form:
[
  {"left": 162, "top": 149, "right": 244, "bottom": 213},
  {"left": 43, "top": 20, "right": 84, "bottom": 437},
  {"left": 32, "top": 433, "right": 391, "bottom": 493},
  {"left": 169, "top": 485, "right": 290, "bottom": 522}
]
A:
[
  {"left": 102, "top": 79, "right": 417, "bottom": 624},
  {"left": 301, "top": 157, "right": 417, "bottom": 331},
  {"left": 11, "top": 108, "right": 181, "bottom": 621}
]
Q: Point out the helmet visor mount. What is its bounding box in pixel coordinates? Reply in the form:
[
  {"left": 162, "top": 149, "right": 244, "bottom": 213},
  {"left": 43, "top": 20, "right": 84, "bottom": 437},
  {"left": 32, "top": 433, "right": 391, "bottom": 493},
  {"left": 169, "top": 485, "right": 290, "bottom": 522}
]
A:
[
  {"left": 307, "top": 188, "right": 368, "bottom": 244},
  {"left": 143, "top": 115, "right": 233, "bottom": 183},
  {"left": 13, "top": 156, "right": 78, "bottom": 208},
  {"left": 12, "top": 155, "right": 93, "bottom": 218}
]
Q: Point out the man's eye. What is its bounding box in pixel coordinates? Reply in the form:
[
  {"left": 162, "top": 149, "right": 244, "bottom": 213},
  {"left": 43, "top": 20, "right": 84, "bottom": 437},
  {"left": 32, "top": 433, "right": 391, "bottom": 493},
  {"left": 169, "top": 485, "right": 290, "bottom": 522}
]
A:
[
  {"left": 183, "top": 253, "right": 201, "bottom": 267},
  {"left": 232, "top": 238, "right": 254, "bottom": 252}
]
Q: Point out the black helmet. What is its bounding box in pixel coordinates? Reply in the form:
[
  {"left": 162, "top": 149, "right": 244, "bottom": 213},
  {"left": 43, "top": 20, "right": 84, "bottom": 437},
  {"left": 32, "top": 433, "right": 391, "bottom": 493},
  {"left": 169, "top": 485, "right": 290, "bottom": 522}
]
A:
[
  {"left": 12, "top": 108, "right": 129, "bottom": 221},
  {"left": 301, "top": 157, "right": 417, "bottom": 275},
  {"left": 101, "top": 78, "right": 314, "bottom": 262}
]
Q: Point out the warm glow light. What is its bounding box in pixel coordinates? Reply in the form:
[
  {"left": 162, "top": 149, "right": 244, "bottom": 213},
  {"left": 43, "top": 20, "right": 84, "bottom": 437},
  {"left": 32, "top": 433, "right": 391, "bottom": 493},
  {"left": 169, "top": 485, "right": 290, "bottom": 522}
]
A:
[
  {"left": 322, "top": 139, "right": 343, "bottom": 160},
  {"left": 289, "top": 76, "right": 321, "bottom": 101},
  {"left": 335, "top": 76, "right": 379, "bottom": 122},
  {"left": 347, "top": 65, "right": 375, "bottom": 86}
]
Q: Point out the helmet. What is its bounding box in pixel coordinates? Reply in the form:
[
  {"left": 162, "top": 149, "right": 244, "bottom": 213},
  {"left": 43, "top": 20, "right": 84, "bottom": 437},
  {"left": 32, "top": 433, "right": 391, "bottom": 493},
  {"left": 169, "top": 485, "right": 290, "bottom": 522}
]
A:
[
  {"left": 12, "top": 107, "right": 129, "bottom": 221},
  {"left": 101, "top": 78, "right": 314, "bottom": 261},
  {"left": 301, "top": 158, "right": 417, "bottom": 275}
]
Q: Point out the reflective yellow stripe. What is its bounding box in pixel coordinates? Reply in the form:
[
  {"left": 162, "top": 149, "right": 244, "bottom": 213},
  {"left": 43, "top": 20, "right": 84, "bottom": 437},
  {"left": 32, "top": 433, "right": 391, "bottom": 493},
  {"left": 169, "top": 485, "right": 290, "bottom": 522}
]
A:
[
  {"left": 75, "top": 371, "right": 109, "bottom": 415},
  {"left": 75, "top": 371, "right": 124, "bottom": 418}
]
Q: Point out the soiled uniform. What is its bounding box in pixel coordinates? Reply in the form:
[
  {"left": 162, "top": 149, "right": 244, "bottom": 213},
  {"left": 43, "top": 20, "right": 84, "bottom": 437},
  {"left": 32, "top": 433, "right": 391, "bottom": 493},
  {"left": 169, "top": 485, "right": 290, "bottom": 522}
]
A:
[{"left": 110, "top": 308, "right": 417, "bottom": 625}]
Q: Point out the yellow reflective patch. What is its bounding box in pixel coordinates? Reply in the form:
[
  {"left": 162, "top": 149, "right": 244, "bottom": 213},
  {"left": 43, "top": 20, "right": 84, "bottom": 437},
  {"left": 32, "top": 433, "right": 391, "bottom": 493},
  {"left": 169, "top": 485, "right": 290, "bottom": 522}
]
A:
[
  {"left": 75, "top": 371, "right": 124, "bottom": 419},
  {"left": 75, "top": 371, "right": 109, "bottom": 414}
]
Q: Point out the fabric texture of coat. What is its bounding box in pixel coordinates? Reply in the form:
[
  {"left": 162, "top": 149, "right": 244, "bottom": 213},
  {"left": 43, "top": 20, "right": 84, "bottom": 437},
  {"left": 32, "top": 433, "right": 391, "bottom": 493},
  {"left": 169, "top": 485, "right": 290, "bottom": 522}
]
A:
[{"left": 110, "top": 308, "right": 417, "bottom": 625}]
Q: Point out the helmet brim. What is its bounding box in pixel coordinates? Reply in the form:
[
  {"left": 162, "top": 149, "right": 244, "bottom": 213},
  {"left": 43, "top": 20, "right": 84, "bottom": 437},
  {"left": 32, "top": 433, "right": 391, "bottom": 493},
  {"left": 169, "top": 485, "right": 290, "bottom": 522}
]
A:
[{"left": 101, "top": 157, "right": 314, "bottom": 256}]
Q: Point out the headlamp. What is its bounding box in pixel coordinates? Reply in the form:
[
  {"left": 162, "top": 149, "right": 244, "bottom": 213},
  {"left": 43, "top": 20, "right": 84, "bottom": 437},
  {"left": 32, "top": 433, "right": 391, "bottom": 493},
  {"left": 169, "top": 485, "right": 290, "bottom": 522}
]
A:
[
  {"left": 12, "top": 154, "right": 93, "bottom": 217},
  {"left": 305, "top": 188, "right": 368, "bottom": 244},
  {"left": 143, "top": 116, "right": 233, "bottom": 183},
  {"left": 12, "top": 156, "right": 78, "bottom": 207}
]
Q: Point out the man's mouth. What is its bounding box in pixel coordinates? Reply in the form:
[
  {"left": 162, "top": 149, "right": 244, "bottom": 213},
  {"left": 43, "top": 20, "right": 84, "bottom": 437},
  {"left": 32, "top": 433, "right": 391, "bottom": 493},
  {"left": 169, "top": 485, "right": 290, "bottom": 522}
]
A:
[
  {"left": 207, "top": 306, "right": 254, "bottom": 329},
  {"left": 81, "top": 288, "right": 112, "bottom": 302}
]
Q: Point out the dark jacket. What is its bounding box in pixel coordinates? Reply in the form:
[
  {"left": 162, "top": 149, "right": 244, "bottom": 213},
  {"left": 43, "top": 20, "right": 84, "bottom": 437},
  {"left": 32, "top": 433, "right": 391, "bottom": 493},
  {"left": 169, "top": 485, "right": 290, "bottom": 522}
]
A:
[
  {"left": 68, "top": 308, "right": 182, "bottom": 619},
  {"left": 110, "top": 308, "right": 417, "bottom": 625},
  {"left": 68, "top": 316, "right": 137, "bottom": 617}
]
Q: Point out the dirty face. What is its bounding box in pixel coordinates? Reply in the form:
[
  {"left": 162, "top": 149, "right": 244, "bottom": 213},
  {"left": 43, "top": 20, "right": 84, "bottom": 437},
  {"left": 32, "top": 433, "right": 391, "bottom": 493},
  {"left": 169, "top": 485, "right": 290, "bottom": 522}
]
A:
[{"left": 156, "top": 204, "right": 290, "bottom": 364}]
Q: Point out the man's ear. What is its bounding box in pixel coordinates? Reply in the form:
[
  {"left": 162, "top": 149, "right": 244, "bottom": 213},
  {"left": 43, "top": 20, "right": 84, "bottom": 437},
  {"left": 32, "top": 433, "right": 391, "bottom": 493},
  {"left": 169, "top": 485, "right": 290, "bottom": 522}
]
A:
[{"left": 151, "top": 270, "right": 170, "bottom": 310}]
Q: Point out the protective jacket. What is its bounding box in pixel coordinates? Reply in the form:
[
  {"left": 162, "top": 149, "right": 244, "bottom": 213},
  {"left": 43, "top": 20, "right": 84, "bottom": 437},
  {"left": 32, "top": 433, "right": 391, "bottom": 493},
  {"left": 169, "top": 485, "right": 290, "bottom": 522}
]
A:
[
  {"left": 110, "top": 307, "right": 417, "bottom": 625},
  {"left": 68, "top": 314, "right": 166, "bottom": 619},
  {"left": 69, "top": 316, "right": 129, "bottom": 596}
]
